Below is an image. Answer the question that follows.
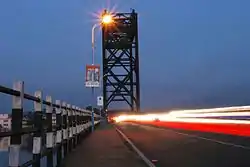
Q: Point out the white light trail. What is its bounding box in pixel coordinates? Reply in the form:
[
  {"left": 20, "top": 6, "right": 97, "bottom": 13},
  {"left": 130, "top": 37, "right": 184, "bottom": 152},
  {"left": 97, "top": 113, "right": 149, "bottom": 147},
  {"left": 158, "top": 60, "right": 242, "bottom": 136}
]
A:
[{"left": 114, "top": 105, "right": 250, "bottom": 125}]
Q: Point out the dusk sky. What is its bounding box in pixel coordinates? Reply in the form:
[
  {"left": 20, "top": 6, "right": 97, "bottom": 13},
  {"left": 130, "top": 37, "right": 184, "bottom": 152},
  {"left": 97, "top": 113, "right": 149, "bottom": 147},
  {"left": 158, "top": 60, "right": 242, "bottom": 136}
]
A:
[{"left": 0, "top": 0, "right": 250, "bottom": 111}]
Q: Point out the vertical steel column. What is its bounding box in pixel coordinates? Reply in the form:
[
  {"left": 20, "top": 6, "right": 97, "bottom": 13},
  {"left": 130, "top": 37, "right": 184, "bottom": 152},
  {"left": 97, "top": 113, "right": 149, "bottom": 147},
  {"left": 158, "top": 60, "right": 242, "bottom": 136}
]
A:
[
  {"left": 134, "top": 12, "right": 140, "bottom": 111},
  {"left": 129, "top": 47, "right": 134, "bottom": 111},
  {"left": 102, "top": 26, "right": 107, "bottom": 112}
]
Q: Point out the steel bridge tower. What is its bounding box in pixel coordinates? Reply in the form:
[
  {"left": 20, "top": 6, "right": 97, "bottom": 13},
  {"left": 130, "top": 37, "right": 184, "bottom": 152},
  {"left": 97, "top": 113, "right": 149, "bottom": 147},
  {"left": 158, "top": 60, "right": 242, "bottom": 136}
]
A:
[{"left": 101, "top": 9, "right": 140, "bottom": 112}]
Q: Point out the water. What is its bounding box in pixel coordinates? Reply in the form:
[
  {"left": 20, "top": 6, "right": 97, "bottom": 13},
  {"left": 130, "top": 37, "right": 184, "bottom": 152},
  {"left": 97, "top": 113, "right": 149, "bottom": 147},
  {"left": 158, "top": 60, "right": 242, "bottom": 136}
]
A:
[{"left": 0, "top": 135, "right": 58, "bottom": 167}]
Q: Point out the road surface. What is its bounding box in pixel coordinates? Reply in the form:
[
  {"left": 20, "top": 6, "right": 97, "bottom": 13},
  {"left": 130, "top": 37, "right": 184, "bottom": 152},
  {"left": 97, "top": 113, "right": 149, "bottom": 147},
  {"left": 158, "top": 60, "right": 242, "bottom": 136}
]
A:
[{"left": 117, "top": 122, "right": 250, "bottom": 167}]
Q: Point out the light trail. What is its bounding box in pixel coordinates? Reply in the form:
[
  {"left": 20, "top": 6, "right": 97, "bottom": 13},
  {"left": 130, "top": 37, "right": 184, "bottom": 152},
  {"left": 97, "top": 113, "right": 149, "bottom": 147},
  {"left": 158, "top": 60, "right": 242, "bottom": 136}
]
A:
[
  {"left": 114, "top": 105, "right": 250, "bottom": 123},
  {"left": 115, "top": 112, "right": 250, "bottom": 123},
  {"left": 167, "top": 111, "right": 250, "bottom": 118},
  {"left": 158, "top": 117, "right": 250, "bottom": 124},
  {"left": 113, "top": 105, "right": 250, "bottom": 137},
  {"left": 113, "top": 105, "right": 250, "bottom": 136},
  {"left": 168, "top": 105, "right": 250, "bottom": 114}
]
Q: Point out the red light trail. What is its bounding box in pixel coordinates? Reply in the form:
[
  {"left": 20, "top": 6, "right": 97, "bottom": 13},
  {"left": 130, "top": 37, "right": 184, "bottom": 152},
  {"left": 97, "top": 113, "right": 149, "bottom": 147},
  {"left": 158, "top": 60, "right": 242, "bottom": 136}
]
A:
[{"left": 114, "top": 105, "right": 250, "bottom": 137}]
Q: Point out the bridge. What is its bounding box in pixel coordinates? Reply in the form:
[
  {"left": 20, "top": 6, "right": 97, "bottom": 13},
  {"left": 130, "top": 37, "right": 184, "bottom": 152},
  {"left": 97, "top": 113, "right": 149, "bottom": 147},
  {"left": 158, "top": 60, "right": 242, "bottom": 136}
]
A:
[{"left": 1, "top": 8, "right": 250, "bottom": 167}]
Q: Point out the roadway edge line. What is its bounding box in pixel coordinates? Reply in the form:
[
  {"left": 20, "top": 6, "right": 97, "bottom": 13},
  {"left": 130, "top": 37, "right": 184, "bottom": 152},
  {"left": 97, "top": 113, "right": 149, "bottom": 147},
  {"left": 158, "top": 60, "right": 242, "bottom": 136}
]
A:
[{"left": 114, "top": 126, "right": 156, "bottom": 167}]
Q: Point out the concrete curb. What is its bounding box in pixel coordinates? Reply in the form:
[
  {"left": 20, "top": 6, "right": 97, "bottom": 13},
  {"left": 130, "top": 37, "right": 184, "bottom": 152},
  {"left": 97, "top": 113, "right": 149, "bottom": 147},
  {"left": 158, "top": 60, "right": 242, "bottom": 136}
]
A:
[{"left": 115, "top": 126, "right": 156, "bottom": 167}]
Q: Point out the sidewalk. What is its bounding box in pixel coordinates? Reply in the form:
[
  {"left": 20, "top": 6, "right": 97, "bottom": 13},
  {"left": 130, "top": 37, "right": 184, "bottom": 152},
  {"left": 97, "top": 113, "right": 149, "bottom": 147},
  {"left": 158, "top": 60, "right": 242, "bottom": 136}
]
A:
[{"left": 63, "top": 121, "right": 146, "bottom": 167}]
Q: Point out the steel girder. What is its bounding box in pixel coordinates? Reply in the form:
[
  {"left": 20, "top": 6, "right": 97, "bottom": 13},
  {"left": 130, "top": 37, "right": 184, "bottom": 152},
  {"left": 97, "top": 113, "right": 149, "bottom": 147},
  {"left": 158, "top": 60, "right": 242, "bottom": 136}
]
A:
[{"left": 102, "top": 9, "right": 140, "bottom": 112}]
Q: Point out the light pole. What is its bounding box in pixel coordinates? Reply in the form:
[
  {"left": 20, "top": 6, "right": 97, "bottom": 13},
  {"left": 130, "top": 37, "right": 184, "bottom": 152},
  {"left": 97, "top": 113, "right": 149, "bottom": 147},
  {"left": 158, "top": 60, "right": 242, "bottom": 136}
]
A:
[
  {"left": 91, "top": 23, "right": 98, "bottom": 65},
  {"left": 90, "top": 23, "right": 98, "bottom": 132},
  {"left": 98, "top": 73, "right": 108, "bottom": 117},
  {"left": 90, "top": 10, "right": 113, "bottom": 132}
]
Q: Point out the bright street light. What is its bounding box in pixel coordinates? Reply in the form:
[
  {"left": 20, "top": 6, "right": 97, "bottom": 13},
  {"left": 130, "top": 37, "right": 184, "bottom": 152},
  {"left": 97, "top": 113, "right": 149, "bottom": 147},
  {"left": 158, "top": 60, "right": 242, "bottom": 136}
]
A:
[
  {"left": 90, "top": 10, "right": 114, "bottom": 129},
  {"left": 101, "top": 14, "right": 113, "bottom": 24},
  {"left": 92, "top": 11, "right": 114, "bottom": 64}
]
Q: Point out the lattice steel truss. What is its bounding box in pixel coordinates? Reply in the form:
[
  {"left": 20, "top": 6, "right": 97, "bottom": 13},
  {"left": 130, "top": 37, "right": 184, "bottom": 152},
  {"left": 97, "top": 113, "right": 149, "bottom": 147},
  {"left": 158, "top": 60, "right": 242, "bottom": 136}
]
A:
[{"left": 102, "top": 9, "right": 140, "bottom": 112}]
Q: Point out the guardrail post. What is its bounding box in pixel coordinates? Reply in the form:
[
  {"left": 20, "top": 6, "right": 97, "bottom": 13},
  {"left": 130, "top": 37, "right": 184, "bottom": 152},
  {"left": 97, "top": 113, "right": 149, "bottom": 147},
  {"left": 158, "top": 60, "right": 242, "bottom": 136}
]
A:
[
  {"left": 67, "top": 104, "right": 72, "bottom": 152},
  {"left": 62, "top": 102, "right": 68, "bottom": 157},
  {"left": 78, "top": 108, "right": 82, "bottom": 142},
  {"left": 91, "top": 109, "right": 94, "bottom": 132},
  {"left": 87, "top": 113, "right": 89, "bottom": 129},
  {"left": 9, "top": 81, "right": 24, "bottom": 167},
  {"left": 72, "top": 105, "right": 76, "bottom": 149},
  {"left": 32, "top": 91, "right": 43, "bottom": 167},
  {"left": 79, "top": 109, "right": 83, "bottom": 141},
  {"left": 75, "top": 107, "right": 79, "bottom": 146},
  {"left": 55, "top": 100, "right": 62, "bottom": 167},
  {"left": 46, "top": 96, "right": 53, "bottom": 167}
]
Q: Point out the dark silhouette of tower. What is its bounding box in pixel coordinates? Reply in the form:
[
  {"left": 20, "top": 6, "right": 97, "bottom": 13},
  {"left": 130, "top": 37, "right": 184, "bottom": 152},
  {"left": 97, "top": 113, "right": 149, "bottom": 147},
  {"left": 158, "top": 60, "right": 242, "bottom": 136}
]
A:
[{"left": 102, "top": 9, "right": 140, "bottom": 112}]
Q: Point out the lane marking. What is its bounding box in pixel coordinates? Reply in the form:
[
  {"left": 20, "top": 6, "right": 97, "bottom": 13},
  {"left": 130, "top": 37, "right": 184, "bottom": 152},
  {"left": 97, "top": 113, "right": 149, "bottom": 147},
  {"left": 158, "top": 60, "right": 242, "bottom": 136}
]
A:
[
  {"left": 172, "top": 131, "right": 250, "bottom": 150},
  {"left": 115, "top": 127, "right": 156, "bottom": 167},
  {"left": 126, "top": 122, "right": 250, "bottom": 150}
]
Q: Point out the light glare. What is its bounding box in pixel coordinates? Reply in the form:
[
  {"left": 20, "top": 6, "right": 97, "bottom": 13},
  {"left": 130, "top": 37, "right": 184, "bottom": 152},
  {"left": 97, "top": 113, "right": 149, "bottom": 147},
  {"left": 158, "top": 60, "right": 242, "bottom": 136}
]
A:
[
  {"left": 102, "top": 14, "right": 113, "bottom": 24},
  {"left": 113, "top": 105, "right": 250, "bottom": 125}
]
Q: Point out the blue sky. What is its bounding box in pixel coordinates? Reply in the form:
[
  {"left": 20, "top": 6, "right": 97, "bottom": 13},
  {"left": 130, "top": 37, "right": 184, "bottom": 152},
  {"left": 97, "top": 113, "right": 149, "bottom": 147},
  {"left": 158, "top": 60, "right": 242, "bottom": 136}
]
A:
[{"left": 0, "top": 0, "right": 250, "bottom": 111}]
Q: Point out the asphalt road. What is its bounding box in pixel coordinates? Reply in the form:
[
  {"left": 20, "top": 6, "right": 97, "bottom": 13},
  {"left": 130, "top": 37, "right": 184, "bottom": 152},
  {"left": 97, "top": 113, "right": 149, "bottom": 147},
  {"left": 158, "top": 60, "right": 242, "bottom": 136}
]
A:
[{"left": 117, "top": 122, "right": 250, "bottom": 167}]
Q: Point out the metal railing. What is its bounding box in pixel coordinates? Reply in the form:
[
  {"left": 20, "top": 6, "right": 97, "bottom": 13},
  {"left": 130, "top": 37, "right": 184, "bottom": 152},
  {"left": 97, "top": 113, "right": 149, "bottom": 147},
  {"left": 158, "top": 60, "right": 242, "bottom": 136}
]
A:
[{"left": 0, "top": 81, "right": 101, "bottom": 167}]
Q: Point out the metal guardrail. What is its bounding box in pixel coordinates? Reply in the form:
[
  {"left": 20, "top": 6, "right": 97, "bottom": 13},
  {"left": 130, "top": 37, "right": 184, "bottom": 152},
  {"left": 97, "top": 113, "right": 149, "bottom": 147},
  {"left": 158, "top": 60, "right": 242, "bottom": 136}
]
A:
[{"left": 0, "top": 81, "right": 101, "bottom": 167}]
